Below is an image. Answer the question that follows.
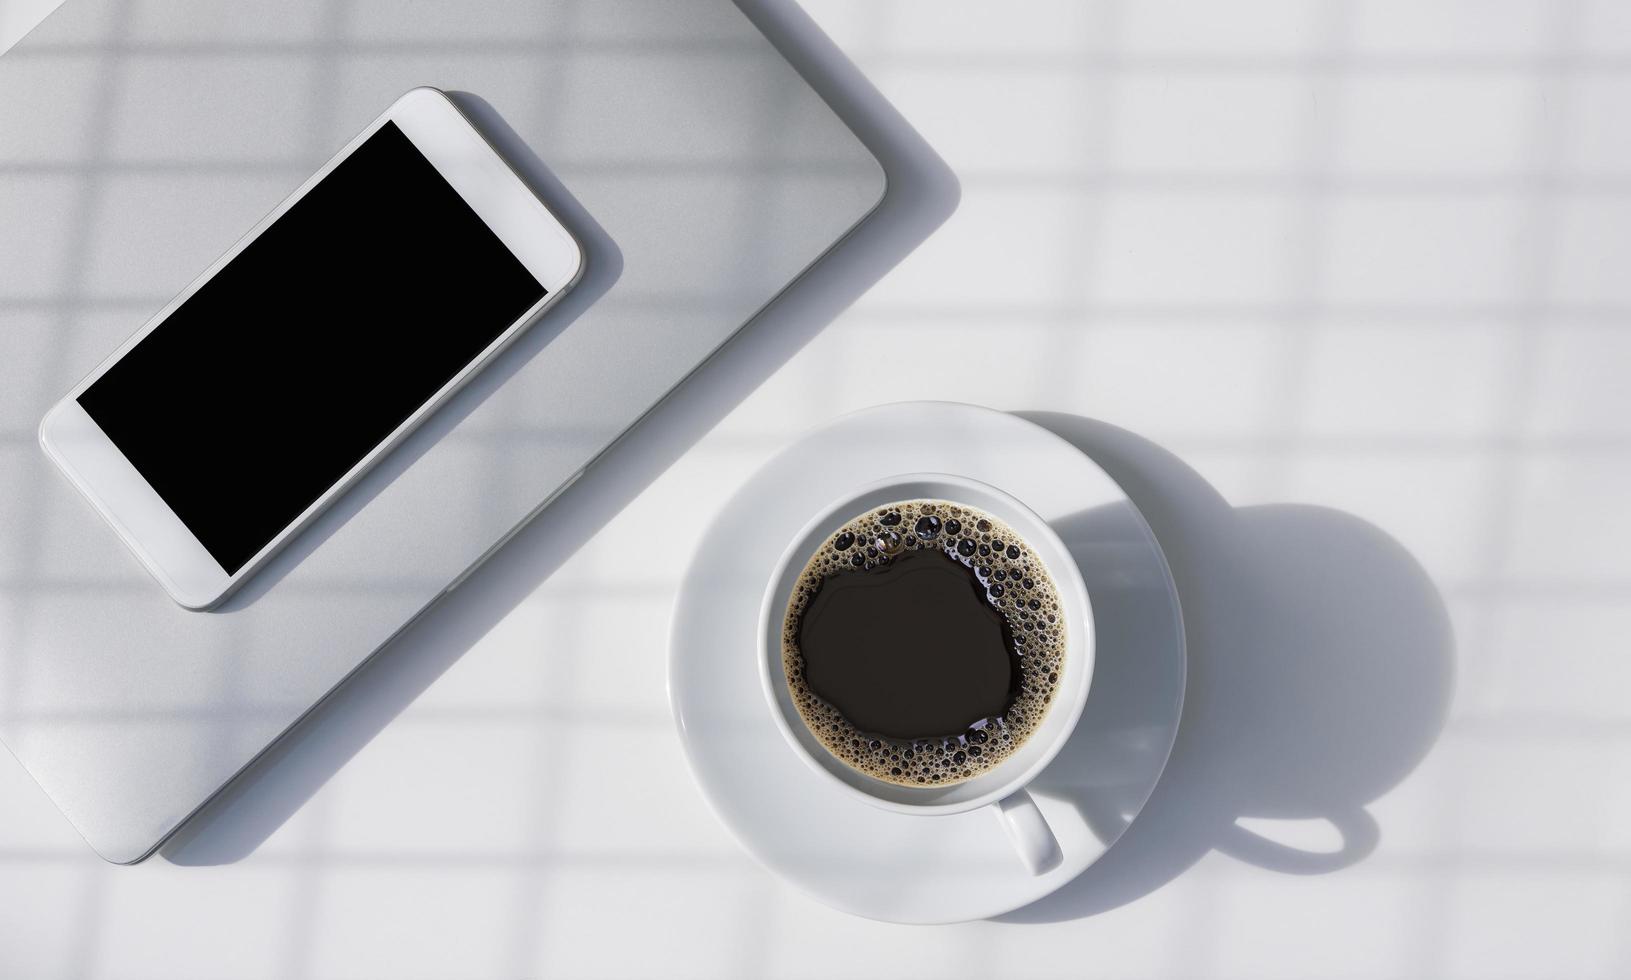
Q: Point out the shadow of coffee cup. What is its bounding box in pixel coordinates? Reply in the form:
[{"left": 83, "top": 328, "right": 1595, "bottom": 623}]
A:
[
  {"left": 758, "top": 473, "right": 1096, "bottom": 874},
  {"left": 997, "top": 414, "right": 1455, "bottom": 921}
]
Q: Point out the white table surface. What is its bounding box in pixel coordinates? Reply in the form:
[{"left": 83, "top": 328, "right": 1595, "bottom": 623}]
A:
[{"left": 3, "top": 1, "right": 1630, "bottom": 978}]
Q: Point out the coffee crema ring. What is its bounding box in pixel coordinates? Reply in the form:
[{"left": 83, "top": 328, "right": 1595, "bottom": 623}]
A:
[{"left": 781, "top": 499, "right": 1065, "bottom": 788}]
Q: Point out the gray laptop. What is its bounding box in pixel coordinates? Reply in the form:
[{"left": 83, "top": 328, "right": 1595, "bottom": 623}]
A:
[{"left": 0, "top": 0, "right": 886, "bottom": 861}]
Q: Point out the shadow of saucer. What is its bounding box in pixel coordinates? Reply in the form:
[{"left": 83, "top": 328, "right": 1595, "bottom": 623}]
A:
[{"left": 1001, "top": 414, "right": 1455, "bottom": 922}]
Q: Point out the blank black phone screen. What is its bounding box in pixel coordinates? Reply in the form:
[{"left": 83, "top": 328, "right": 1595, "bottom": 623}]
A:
[{"left": 78, "top": 121, "right": 547, "bottom": 575}]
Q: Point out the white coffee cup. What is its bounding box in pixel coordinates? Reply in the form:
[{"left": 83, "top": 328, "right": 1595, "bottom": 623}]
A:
[{"left": 758, "top": 473, "right": 1095, "bottom": 874}]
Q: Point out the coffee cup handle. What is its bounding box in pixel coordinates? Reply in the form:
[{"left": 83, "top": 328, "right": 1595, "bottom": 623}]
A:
[{"left": 994, "top": 788, "right": 1061, "bottom": 875}]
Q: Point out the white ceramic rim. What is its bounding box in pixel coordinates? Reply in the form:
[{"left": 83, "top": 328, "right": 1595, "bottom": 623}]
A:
[{"left": 756, "top": 472, "right": 1095, "bottom": 816}]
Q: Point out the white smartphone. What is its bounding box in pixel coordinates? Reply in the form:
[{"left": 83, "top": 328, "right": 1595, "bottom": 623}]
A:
[{"left": 38, "top": 87, "right": 585, "bottom": 610}]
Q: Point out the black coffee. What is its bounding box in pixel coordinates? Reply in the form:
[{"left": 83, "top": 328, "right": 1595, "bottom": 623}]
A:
[{"left": 781, "top": 499, "right": 1065, "bottom": 787}]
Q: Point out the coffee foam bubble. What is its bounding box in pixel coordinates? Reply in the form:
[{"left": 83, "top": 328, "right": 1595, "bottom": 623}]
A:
[{"left": 782, "top": 499, "right": 1066, "bottom": 788}]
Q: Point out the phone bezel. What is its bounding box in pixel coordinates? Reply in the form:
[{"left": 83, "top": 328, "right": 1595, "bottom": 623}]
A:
[{"left": 37, "top": 87, "right": 585, "bottom": 610}]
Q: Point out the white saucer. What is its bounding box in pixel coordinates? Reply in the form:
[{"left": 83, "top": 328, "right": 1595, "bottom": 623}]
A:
[{"left": 667, "top": 402, "right": 1185, "bottom": 923}]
